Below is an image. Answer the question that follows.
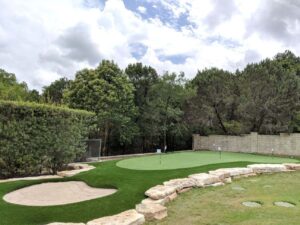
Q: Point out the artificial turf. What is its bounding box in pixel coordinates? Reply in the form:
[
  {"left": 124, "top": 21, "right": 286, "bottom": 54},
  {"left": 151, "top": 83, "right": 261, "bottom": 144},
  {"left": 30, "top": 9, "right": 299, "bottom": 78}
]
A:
[
  {"left": 116, "top": 151, "right": 298, "bottom": 170},
  {"left": 146, "top": 171, "right": 300, "bottom": 225},
  {"left": 0, "top": 151, "right": 299, "bottom": 225}
]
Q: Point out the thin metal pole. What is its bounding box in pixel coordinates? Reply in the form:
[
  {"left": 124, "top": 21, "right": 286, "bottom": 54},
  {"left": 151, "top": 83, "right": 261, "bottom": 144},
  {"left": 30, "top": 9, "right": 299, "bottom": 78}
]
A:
[
  {"left": 99, "top": 139, "right": 102, "bottom": 161},
  {"left": 160, "top": 153, "right": 162, "bottom": 165}
]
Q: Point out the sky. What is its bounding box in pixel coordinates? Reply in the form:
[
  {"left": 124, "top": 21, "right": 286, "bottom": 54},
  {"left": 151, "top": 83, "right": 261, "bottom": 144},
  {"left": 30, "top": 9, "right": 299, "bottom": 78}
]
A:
[{"left": 1, "top": 0, "right": 300, "bottom": 90}]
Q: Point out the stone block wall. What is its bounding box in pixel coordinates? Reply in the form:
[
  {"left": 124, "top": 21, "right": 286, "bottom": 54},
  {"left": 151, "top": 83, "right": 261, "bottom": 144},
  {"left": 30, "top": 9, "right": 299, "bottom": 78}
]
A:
[{"left": 193, "top": 132, "right": 300, "bottom": 156}]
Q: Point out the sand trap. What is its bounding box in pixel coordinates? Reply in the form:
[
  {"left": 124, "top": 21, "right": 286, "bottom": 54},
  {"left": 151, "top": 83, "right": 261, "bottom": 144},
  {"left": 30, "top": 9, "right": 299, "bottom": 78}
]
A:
[{"left": 3, "top": 181, "right": 117, "bottom": 206}]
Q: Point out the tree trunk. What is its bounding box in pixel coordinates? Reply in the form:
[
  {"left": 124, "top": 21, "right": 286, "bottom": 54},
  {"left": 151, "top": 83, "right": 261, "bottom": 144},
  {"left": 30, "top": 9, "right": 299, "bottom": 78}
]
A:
[
  {"left": 256, "top": 113, "right": 266, "bottom": 133},
  {"left": 103, "top": 123, "right": 109, "bottom": 156},
  {"left": 214, "top": 105, "right": 228, "bottom": 134},
  {"left": 142, "top": 136, "right": 146, "bottom": 153}
]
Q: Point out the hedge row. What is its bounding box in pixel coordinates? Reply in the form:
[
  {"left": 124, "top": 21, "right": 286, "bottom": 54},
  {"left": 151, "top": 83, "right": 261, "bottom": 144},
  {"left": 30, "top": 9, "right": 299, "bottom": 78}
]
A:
[{"left": 0, "top": 101, "right": 95, "bottom": 178}]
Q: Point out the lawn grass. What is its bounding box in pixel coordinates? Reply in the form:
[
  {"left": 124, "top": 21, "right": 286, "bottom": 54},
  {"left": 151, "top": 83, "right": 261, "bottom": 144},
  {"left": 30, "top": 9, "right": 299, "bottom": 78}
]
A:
[
  {"left": 116, "top": 151, "right": 298, "bottom": 170},
  {"left": 146, "top": 171, "right": 300, "bottom": 225},
  {"left": 0, "top": 151, "right": 299, "bottom": 225}
]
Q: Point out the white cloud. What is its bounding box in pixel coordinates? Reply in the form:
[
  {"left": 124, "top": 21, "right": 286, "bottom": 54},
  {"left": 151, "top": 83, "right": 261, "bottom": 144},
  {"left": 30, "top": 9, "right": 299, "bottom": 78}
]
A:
[
  {"left": 137, "top": 6, "right": 147, "bottom": 14},
  {"left": 0, "top": 0, "right": 300, "bottom": 90}
]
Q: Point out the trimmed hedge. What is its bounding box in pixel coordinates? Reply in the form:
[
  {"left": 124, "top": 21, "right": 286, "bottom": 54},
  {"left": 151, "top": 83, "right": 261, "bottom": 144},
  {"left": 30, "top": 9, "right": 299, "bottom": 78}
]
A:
[{"left": 0, "top": 101, "right": 95, "bottom": 178}]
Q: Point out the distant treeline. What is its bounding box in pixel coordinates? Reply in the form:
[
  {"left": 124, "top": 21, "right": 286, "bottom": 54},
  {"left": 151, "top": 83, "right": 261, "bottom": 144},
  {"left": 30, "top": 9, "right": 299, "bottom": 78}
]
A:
[{"left": 1, "top": 50, "right": 300, "bottom": 155}]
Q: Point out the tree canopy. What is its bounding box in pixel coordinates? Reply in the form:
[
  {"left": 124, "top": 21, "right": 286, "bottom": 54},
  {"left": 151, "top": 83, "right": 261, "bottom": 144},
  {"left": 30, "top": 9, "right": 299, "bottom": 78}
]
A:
[
  {"left": 64, "top": 60, "right": 137, "bottom": 154},
  {"left": 2, "top": 50, "right": 300, "bottom": 155},
  {"left": 0, "top": 69, "right": 40, "bottom": 102}
]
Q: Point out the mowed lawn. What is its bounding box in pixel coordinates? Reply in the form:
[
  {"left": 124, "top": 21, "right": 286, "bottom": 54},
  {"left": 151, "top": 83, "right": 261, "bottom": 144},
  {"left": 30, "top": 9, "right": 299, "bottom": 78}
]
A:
[
  {"left": 146, "top": 171, "right": 300, "bottom": 225},
  {"left": 0, "top": 151, "right": 298, "bottom": 225}
]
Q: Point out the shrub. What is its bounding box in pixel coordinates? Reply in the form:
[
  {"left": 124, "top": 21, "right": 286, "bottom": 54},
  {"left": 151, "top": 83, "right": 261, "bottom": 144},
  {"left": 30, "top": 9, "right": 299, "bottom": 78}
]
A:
[{"left": 0, "top": 101, "right": 95, "bottom": 178}]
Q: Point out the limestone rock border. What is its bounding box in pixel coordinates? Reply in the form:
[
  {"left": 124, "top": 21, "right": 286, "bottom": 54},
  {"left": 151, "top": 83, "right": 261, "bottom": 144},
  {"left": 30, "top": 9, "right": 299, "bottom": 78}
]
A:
[{"left": 44, "top": 163, "right": 300, "bottom": 225}]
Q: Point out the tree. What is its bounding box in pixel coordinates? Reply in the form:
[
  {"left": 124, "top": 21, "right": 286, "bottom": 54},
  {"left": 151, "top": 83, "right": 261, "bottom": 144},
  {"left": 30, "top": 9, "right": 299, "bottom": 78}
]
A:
[
  {"left": 125, "top": 63, "right": 158, "bottom": 151},
  {"left": 0, "top": 69, "right": 29, "bottom": 101},
  {"left": 26, "top": 89, "right": 41, "bottom": 102},
  {"left": 187, "top": 68, "right": 239, "bottom": 134},
  {"left": 0, "top": 69, "right": 41, "bottom": 102},
  {"left": 42, "top": 77, "right": 70, "bottom": 104},
  {"left": 125, "top": 63, "right": 158, "bottom": 107},
  {"left": 238, "top": 59, "right": 300, "bottom": 134},
  {"left": 147, "top": 72, "right": 191, "bottom": 151},
  {"left": 274, "top": 50, "right": 300, "bottom": 76},
  {"left": 64, "top": 60, "right": 137, "bottom": 155}
]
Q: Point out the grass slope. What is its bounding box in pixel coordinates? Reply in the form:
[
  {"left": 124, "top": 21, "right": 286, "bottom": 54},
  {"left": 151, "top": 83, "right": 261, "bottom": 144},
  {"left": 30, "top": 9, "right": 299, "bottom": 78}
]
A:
[
  {"left": 116, "top": 151, "right": 298, "bottom": 170},
  {"left": 0, "top": 151, "right": 298, "bottom": 225},
  {"left": 146, "top": 172, "right": 300, "bottom": 225}
]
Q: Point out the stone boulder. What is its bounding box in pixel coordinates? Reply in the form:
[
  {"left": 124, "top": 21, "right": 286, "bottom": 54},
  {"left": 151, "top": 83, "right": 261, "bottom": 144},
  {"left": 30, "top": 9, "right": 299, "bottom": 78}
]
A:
[
  {"left": 141, "top": 197, "right": 169, "bottom": 206},
  {"left": 247, "top": 164, "right": 287, "bottom": 174},
  {"left": 188, "top": 173, "right": 220, "bottom": 187},
  {"left": 57, "top": 164, "right": 95, "bottom": 177},
  {"left": 136, "top": 203, "right": 167, "bottom": 220},
  {"left": 141, "top": 191, "right": 177, "bottom": 206},
  {"left": 178, "top": 187, "right": 192, "bottom": 194},
  {"left": 67, "top": 163, "right": 87, "bottom": 170},
  {"left": 212, "top": 168, "right": 255, "bottom": 178},
  {"left": 209, "top": 170, "right": 231, "bottom": 180},
  {"left": 87, "top": 209, "right": 145, "bottom": 225},
  {"left": 167, "top": 192, "right": 177, "bottom": 201},
  {"left": 163, "top": 178, "right": 196, "bottom": 191},
  {"left": 223, "top": 177, "right": 232, "bottom": 183},
  {"left": 145, "top": 185, "right": 177, "bottom": 200},
  {"left": 283, "top": 163, "right": 300, "bottom": 171},
  {"left": 207, "top": 182, "right": 225, "bottom": 187}
]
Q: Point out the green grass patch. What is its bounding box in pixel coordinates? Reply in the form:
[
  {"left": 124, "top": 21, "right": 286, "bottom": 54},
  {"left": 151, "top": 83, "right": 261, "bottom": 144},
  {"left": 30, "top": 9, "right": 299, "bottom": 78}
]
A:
[
  {"left": 0, "top": 151, "right": 299, "bottom": 225},
  {"left": 116, "top": 151, "right": 298, "bottom": 170},
  {"left": 146, "top": 172, "right": 300, "bottom": 225}
]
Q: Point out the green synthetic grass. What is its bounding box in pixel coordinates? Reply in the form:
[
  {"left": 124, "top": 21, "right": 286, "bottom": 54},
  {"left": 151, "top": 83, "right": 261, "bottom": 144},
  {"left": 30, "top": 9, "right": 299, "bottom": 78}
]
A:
[
  {"left": 146, "top": 172, "right": 300, "bottom": 225},
  {"left": 0, "top": 151, "right": 299, "bottom": 225},
  {"left": 116, "top": 151, "right": 298, "bottom": 170}
]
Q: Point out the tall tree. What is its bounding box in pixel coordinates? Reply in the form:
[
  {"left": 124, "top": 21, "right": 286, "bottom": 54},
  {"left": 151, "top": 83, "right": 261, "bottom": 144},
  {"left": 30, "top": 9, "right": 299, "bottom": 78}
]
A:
[
  {"left": 274, "top": 50, "right": 300, "bottom": 76},
  {"left": 188, "top": 68, "right": 239, "bottom": 134},
  {"left": 64, "top": 60, "right": 137, "bottom": 155},
  {"left": 42, "top": 77, "right": 70, "bottom": 104},
  {"left": 0, "top": 69, "right": 40, "bottom": 102},
  {"left": 26, "top": 90, "right": 41, "bottom": 102},
  {"left": 238, "top": 59, "right": 300, "bottom": 133},
  {"left": 125, "top": 63, "right": 158, "bottom": 151},
  {"left": 147, "top": 72, "right": 191, "bottom": 151}
]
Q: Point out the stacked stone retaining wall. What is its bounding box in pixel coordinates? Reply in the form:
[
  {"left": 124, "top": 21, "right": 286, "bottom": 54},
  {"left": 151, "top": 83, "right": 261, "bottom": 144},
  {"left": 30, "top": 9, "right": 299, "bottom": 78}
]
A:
[{"left": 193, "top": 132, "right": 300, "bottom": 156}]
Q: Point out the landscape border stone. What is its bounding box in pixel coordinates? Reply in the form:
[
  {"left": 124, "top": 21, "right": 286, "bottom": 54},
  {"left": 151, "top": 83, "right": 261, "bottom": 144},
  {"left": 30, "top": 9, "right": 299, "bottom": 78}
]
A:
[{"left": 37, "top": 162, "right": 300, "bottom": 225}]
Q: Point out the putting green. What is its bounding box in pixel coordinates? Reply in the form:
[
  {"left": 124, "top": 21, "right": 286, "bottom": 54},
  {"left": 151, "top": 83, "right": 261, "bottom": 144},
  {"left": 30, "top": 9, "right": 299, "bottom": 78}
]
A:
[{"left": 116, "top": 151, "right": 299, "bottom": 170}]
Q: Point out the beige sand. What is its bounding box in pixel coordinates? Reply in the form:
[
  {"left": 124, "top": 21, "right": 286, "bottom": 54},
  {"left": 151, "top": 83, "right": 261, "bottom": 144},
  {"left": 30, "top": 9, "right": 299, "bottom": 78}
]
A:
[
  {"left": 0, "top": 175, "right": 62, "bottom": 183},
  {"left": 3, "top": 181, "right": 117, "bottom": 206}
]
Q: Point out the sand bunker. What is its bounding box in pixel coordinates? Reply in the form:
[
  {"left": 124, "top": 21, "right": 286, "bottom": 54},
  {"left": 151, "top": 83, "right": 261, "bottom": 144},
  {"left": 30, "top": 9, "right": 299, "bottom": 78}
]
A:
[{"left": 3, "top": 181, "right": 117, "bottom": 206}]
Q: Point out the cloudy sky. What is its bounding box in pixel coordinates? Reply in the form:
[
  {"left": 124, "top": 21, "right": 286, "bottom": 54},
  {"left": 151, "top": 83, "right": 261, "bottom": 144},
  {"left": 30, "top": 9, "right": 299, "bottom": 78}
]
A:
[{"left": 1, "top": 0, "right": 300, "bottom": 90}]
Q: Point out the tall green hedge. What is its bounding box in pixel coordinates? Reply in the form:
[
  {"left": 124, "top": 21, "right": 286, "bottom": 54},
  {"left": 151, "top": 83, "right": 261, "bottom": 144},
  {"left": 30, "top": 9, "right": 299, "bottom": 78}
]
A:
[{"left": 0, "top": 101, "right": 95, "bottom": 178}]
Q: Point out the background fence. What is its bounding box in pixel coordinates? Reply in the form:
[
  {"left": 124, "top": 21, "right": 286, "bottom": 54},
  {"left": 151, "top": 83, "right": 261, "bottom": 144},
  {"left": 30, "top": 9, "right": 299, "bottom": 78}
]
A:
[{"left": 193, "top": 132, "right": 300, "bottom": 156}]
